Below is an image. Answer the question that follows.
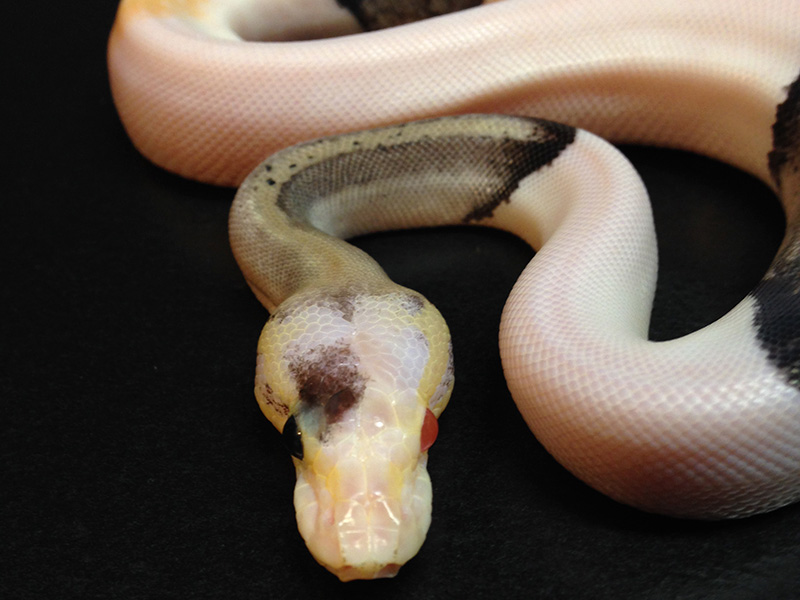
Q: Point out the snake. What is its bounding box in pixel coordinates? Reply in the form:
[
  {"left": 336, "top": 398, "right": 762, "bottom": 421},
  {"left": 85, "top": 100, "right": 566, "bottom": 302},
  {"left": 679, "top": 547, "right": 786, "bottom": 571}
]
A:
[{"left": 108, "top": 0, "right": 800, "bottom": 582}]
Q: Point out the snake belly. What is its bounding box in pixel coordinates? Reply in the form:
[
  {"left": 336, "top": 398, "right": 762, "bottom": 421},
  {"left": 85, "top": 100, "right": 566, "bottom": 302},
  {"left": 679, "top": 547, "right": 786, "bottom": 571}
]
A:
[{"left": 108, "top": 0, "right": 800, "bottom": 582}]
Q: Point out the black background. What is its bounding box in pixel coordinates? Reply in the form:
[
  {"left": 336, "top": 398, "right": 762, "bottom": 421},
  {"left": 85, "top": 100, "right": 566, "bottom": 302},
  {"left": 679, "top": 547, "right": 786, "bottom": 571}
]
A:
[{"left": 4, "top": 3, "right": 800, "bottom": 599}]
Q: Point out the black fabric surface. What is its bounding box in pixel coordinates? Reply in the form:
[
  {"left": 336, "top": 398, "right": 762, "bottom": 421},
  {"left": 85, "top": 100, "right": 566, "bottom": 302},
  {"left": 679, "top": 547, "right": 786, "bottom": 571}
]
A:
[{"left": 4, "top": 3, "right": 800, "bottom": 599}]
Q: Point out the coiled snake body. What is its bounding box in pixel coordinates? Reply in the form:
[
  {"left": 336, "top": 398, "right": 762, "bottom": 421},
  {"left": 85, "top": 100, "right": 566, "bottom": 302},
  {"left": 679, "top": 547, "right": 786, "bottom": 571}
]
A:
[{"left": 108, "top": 0, "right": 800, "bottom": 581}]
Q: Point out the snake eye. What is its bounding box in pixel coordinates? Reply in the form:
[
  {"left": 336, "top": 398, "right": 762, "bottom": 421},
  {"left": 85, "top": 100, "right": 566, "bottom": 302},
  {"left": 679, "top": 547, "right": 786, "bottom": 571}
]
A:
[
  {"left": 420, "top": 409, "right": 438, "bottom": 453},
  {"left": 282, "top": 415, "right": 304, "bottom": 459}
]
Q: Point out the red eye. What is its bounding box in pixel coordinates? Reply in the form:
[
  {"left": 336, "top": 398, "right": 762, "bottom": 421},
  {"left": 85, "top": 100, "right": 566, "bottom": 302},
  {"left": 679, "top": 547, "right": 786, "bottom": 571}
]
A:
[{"left": 420, "top": 408, "right": 438, "bottom": 452}]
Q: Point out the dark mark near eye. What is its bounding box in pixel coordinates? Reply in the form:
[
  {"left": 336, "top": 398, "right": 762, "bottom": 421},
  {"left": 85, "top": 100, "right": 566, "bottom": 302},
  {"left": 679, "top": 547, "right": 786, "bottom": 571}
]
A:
[
  {"left": 325, "top": 389, "right": 358, "bottom": 421},
  {"left": 289, "top": 342, "right": 365, "bottom": 425},
  {"left": 258, "top": 380, "right": 290, "bottom": 417}
]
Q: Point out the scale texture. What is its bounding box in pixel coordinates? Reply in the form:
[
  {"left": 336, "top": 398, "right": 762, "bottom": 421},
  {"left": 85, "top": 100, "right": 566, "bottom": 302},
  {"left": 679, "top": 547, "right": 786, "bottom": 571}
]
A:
[{"left": 108, "top": 0, "right": 800, "bottom": 581}]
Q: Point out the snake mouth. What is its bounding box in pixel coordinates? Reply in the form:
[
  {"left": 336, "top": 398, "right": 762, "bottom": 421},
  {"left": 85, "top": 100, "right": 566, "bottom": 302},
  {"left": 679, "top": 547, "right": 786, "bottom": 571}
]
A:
[{"left": 335, "top": 562, "right": 402, "bottom": 582}]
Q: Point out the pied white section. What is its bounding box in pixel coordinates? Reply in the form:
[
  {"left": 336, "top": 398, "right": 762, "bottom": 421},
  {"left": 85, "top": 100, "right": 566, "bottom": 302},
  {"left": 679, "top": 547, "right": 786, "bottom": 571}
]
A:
[
  {"left": 109, "top": 0, "right": 800, "bottom": 185},
  {"left": 493, "top": 132, "right": 800, "bottom": 517},
  {"left": 350, "top": 297, "right": 430, "bottom": 403}
]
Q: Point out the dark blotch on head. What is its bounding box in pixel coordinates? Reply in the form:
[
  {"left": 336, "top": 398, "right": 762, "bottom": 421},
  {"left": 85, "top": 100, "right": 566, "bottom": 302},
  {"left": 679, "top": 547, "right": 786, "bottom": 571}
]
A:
[
  {"left": 272, "top": 292, "right": 357, "bottom": 324},
  {"left": 289, "top": 343, "right": 365, "bottom": 424},
  {"left": 259, "top": 380, "right": 290, "bottom": 417},
  {"left": 401, "top": 293, "right": 425, "bottom": 315},
  {"left": 325, "top": 389, "right": 358, "bottom": 421},
  {"left": 324, "top": 291, "right": 357, "bottom": 322}
]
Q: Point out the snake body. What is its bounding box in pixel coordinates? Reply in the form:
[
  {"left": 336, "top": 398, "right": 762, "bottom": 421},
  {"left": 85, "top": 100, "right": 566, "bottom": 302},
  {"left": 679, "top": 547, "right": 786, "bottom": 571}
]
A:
[{"left": 108, "top": 0, "right": 800, "bottom": 582}]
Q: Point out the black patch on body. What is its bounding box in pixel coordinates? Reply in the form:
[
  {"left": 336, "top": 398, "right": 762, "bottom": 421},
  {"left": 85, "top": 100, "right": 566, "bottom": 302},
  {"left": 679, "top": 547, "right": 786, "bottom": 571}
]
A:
[
  {"left": 751, "top": 265, "right": 800, "bottom": 388},
  {"left": 768, "top": 72, "right": 800, "bottom": 191},
  {"left": 337, "top": 0, "right": 482, "bottom": 31},
  {"left": 275, "top": 117, "right": 575, "bottom": 227},
  {"left": 751, "top": 222, "right": 800, "bottom": 389},
  {"left": 752, "top": 70, "right": 800, "bottom": 389},
  {"left": 459, "top": 119, "right": 575, "bottom": 222}
]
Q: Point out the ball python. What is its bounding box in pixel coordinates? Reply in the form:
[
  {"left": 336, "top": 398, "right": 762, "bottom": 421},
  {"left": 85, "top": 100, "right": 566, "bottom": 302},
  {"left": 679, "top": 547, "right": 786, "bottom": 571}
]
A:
[{"left": 107, "top": 0, "right": 800, "bottom": 582}]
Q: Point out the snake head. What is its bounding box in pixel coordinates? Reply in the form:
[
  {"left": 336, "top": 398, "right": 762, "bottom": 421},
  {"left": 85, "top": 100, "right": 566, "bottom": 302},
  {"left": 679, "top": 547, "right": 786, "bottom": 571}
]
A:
[{"left": 254, "top": 287, "right": 454, "bottom": 581}]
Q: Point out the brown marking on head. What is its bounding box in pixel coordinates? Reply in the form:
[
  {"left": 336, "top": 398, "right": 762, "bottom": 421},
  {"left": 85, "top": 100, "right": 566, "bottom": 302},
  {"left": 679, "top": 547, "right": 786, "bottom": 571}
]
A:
[
  {"left": 273, "top": 291, "right": 358, "bottom": 324},
  {"left": 401, "top": 293, "right": 425, "bottom": 315},
  {"left": 431, "top": 340, "right": 455, "bottom": 410},
  {"left": 324, "top": 388, "right": 358, "bottom": 422},
  {"left": 258, "top": 380, "right": 290, "bottom": 416},
  {"left": 324, "top": 290, "right": 358, "bottom": 322},
  {"left": 289, "top": 342, "right": 365, "bottom": 425}
]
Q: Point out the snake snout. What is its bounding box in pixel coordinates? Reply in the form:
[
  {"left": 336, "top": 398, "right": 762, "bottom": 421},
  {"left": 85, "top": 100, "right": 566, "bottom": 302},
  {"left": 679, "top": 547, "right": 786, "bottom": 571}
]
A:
[{"left": 292, "top": 433, "right": 434, "bottom": 581}]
